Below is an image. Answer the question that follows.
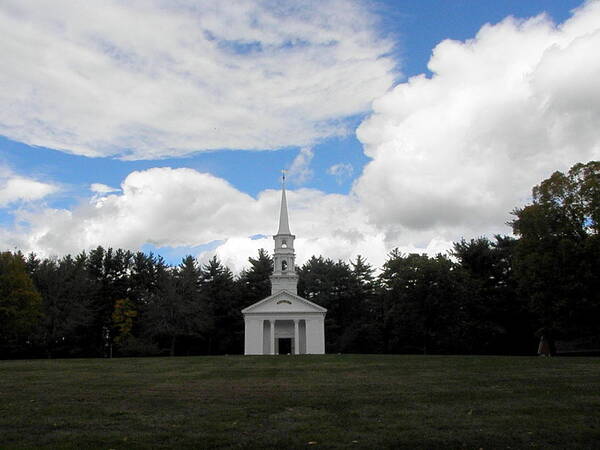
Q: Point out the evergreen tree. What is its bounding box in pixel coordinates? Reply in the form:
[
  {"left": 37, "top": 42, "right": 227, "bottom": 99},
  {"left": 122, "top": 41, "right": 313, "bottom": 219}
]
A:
[
  {"left": 29, "top": 253, "right": 95, "bottom": 357},
  {"left": 378, "top": 251, "right": 468, "bottom": 354},
  {"left": 199, "top": 256, "right": 239, "bottom": 354},
  {"left": 452, "top": 236, "right": 532, "bottom": 354},
  {"left": 238, "top": 248, "right": 273, "bottom": 307},
  {"left": 144, "top": 257, "right": 207, "bottom": 356},
  {"left": 129, "top": 252, "right": 158, "bottom": 307},
  {"left": 298, "top": 256, "right": 361, "bottom": 352},
  {"left": 85, "top": 247, "right": 134, "bottom": 355},
  {"left": 346, "top": 255, "right": 380, "bottom": 353}
]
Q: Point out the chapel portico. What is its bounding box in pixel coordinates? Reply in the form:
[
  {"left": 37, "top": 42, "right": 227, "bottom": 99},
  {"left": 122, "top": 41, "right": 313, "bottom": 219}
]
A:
[
  {"left": 243, "top": 291, "right": 326, "bottom": 355},
  {"left": 241, "top": 175, "right": 326, "bottom": 355}
]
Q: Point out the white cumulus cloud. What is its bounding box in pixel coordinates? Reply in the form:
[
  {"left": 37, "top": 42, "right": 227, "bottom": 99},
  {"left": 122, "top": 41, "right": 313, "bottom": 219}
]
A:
[
  {"left": 0, "top": 0, "right": 396, "bottom": 159},
  {"left": 0, "top": 167, "right": 402, "bottom": 271},
  {"left": 355, "top": 1, "right": 600, "bottom": 241}
]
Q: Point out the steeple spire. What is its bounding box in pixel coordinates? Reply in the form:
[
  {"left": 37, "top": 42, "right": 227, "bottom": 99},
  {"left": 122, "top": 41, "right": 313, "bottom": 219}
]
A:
[
  {"left": 271, "top": 170, "right": 297, "bottom": 295},
  {"left": 277, "top": 171, "right": 291, "bottom": 235}
]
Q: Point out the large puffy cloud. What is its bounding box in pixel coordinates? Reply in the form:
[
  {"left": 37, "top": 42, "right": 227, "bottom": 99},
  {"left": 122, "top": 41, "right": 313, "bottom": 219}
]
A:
[
  {"left": 0, "top": 165, "right": 463, "bottom": 272},
  {"left": 5, "top": 168, "right": 267, "bottom": 255},
  {"left": 0, "top": 0, "right": 395, "bottom": 159},
  {"left": 355, "top": 1, "right": 600, "bottom": 241},
  {"left": 0, "top": 167, "right": 400, "bottom": 271}
]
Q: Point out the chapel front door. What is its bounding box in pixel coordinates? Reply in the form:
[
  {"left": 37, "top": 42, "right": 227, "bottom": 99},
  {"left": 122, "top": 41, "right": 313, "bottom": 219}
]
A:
[{"left": 278, "top": 338, "right": 292, "bottom": 355}]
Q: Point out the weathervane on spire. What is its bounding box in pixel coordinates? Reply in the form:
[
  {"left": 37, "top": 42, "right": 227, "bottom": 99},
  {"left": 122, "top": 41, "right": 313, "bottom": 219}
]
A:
[{"left": 281, "top": 169, "right": 286, "bottom": 184}]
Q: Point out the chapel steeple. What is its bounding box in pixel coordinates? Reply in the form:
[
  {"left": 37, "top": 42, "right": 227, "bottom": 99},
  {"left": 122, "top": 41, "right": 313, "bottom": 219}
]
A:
[
  {"left": 271, "top": 172, "right": 298, "bottom": 295},
  {"left": 277, "top": 178, "right": 291, "bottom": 235}
]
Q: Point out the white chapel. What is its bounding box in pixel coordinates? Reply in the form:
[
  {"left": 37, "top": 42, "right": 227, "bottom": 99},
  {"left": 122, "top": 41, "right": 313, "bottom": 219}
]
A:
[{"left": 241, "top": 178, "right": 327, "bottom": 355}]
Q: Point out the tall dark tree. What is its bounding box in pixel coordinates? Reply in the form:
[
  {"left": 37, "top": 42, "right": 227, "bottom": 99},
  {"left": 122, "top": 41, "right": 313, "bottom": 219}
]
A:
[
  {"left": 343, "top": 255, "right": 379, "bottom": 353},
  {"left": 511, "top": 161, "right": 600, "bottom": 347},
  {"left": 85, "top": 247, "right": 134, "bottom": 355},
  {"left": 378, "top": 251, "right": 468, "bottom": 354},
  {"left": 175, "top": 255, "right": 210, "bottom": 354},
  {"left": 144, "top": 257, "right": 208, "bottom": 356},
  {"left": 452, "top": 236, "right": 532, "bottom": 354},
  {"left": 105, "top": 251, "right": 160, "bottom": 356},
  {"left": 29, "top": 253, "right": 94, "bottom": 357},
  {"left": 297, "top": 256, "right": 361, "bottom": 352},
  {"left": 128, "top": 251, "right": 158, "bottom": 310},
  {"left": 238, "top": 248, "right": 273, "bottom": 307},
  {"left": 199, "top": 256, "right": 239, "bottom": 354},
  {"left": 85, "top": 246, "right": 111, "bottom": 353}
]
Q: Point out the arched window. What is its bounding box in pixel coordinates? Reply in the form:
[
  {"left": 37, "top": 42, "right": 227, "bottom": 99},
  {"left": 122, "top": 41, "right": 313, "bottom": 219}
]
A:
[
  {"left": 281, "top": 239, "right": 288, "bottom": 248},
  {"left": 281, "top": 260, "right": 288, "bottom": 271}
]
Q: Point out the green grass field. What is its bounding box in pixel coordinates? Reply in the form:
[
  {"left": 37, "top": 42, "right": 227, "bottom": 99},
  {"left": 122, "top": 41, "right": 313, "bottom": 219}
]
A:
[{"left": 1, "top": 355, "right": 599, "bottom": 449}]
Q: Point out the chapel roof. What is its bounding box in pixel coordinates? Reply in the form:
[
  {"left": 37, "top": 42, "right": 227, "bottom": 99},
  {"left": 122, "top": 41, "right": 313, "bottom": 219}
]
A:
[
  {"left": 276, "top": 176, "right": 291, "bottom": 235},
  {"left": 241, "top": 290, "right": 327, "bottom": 314}
]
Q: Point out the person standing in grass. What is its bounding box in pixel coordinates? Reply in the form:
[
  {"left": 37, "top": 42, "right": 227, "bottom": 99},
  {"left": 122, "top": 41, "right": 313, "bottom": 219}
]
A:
[{"left": 538, "top": 335, "right": 551, "bottom": 357}]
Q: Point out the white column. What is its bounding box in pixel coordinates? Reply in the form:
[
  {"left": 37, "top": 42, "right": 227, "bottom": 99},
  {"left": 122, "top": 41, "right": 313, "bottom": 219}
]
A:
[
  {"left": 319, "top": 316, "right": 326, "bottom": 354},
  {"left": 258, "top": 319, "right": 264, "bottom": 355},
  {"left": 305, "top": 319, "right": 314, "bottom": 354},
  {"left": 269, "top": 319, "right": 276, "bottom": 355},
  {"left": 262, "top": 319, "right": 269, "bottom": 354},
  {"left": 294, "top": 319, "right": 300, "bottom": 355}
]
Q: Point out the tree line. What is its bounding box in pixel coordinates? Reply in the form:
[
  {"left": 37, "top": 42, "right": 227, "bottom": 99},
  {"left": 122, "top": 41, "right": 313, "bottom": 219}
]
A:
[{"left": 1, "top": 161, "right": 598, "bottom": 358}]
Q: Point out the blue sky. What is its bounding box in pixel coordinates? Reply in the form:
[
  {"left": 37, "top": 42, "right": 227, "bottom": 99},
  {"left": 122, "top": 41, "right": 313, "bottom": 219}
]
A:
[{"left": 0, "top": 0, "right": 597, "bottom": 269}]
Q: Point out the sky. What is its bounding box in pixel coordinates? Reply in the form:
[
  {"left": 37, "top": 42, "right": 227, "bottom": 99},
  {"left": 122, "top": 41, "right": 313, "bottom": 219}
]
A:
[{"left": 1, "top": 0, "right": 599, "bottom": 271}]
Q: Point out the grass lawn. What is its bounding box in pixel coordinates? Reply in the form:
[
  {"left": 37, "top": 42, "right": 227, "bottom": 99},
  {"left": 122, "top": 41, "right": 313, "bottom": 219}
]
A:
[{"left": 1, "top": 354, "right": 599, "bottom": 449}]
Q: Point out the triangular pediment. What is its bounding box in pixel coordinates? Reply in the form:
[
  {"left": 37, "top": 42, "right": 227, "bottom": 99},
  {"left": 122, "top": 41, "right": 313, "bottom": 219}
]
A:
[{"left": 241, "top": 290, "right": 327, "bottom": 314}]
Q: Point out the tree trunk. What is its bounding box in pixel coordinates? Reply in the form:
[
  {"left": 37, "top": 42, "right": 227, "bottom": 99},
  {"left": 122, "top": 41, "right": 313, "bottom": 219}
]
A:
[{"left": 170, "top": 335, "right": 176, "bottom": 356}]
